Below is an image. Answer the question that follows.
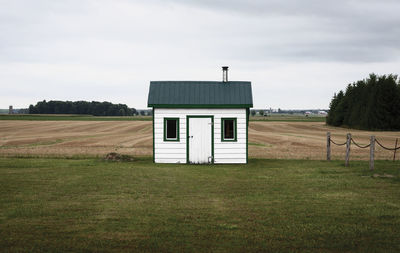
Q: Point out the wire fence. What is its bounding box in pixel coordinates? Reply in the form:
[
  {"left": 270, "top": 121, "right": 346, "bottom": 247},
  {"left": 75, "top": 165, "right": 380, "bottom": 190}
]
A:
[{"left": 327, "top": 132, "right": 399, "bottom": 170}]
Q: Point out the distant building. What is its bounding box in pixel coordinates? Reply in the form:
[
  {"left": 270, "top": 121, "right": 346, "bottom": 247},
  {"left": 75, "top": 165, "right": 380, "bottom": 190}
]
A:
[
  {"left": 147, "top": 66, "right": 253, "bottom": 164},
  {"left": 9, "top": 105, "right": 13, "bottom": 114}
]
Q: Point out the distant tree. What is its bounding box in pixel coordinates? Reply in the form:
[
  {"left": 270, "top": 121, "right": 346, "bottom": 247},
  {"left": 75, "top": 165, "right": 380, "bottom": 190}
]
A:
[
  {"left": 250, "top": 110, "right": 256, "bottom": 116},
  {"left": 327, "top": 73, "right": 400, "bottom": 130},
  {"left": 28, "top": 100, "right": 134, "bottom": 116},
  {"left": 28, "top": 104, "right": 37, "bottom": 114}
]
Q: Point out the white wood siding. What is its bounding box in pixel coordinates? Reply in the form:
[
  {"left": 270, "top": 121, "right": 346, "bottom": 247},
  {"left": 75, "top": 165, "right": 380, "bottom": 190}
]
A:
[{"left": 154, "top": 108, "right": 247, "bottom": 164}]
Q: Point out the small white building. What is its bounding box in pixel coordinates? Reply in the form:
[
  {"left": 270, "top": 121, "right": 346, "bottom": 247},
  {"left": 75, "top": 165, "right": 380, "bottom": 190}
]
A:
[{"left": 147, "top": 67, "right": 253, "bottom": 164}]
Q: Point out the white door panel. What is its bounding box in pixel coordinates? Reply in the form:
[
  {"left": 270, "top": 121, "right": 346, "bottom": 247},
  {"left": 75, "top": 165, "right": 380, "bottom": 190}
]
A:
[{"left": 188, "top": 117, "right": 212, "bottom": 164}]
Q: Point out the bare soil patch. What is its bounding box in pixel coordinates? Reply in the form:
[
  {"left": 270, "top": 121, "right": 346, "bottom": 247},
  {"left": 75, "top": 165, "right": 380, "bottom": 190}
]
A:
[
  {"left": 0, "top": 120, "right": 399, "bottom": 160},
  {"left": 104, "top": 152, "right": 134, "bottom": 162}
]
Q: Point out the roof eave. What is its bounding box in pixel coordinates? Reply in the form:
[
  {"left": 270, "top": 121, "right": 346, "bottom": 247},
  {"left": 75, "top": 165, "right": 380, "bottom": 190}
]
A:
[{"left": 148, "top": 104, "right": 253, "bottom": 108}]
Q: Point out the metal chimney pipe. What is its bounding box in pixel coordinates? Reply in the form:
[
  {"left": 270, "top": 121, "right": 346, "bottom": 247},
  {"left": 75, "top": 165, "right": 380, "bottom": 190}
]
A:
[{"left": 222, "top": 66, "right": 228, "bottom": 82}]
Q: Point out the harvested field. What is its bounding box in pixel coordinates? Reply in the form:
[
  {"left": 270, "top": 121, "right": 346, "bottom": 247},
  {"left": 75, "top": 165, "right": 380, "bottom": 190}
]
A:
[
  {"left": 249, "top": 121, "right": 400, "bottom": 160},
  {"left": 0, "top": 120, "right": 399, "bottom": 160},
  {"left": 0, "top": 121, "right": 152, "bottom": 157}
]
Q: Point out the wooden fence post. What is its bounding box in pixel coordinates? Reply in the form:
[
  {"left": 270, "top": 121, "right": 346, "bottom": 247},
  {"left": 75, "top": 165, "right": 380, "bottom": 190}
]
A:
[
  {"left": 345, "top": 133, "right": 351, "bottom": 167},
  {"left": 327, "top": 132, "right": 331, "bottom": 161},
  {"left": 370, "top": 136, "right": 375, "bottom": 170},
  {"left": 393, "top": 138, "right": 398, "bottom": 162}
]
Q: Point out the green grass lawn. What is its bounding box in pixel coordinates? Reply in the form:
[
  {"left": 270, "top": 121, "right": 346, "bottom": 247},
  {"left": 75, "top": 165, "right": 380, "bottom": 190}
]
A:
[
  {"left": 0, "top": 114, "right": 151, "bottom": 121},
  {"left": 0, "top": 158, "right": 399, "bottom": 252}
]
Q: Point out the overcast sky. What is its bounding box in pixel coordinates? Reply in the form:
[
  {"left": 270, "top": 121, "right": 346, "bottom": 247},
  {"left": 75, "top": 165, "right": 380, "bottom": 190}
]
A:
[{"left": 1, "top": 0, "right": 399, "bottom": 109}]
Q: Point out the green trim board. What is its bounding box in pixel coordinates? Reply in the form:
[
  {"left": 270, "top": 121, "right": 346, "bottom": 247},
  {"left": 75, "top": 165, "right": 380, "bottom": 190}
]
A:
[
  {"left": 186, "top": 115, "right": 214, "bottom": 164},
  {"left": 246, "top": 108, "right": 249, "bottom": 164},
  {"left": 163, "top": 118, "right": 180, "bottom": 142},
  {"left": 152, "top": 109, "right": 155, "bottom": 163},
  {"left": 149, "top": 104, "right": 252, "bottom": 109},
  {"left": 221, "top": 118, "right": 237, "bottom": 142}
]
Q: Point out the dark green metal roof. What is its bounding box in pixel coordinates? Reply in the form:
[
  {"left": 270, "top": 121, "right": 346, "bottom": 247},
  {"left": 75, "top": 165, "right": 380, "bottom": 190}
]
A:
[{"left": 147, "top": 81, "right": 253, "bottom": 108}]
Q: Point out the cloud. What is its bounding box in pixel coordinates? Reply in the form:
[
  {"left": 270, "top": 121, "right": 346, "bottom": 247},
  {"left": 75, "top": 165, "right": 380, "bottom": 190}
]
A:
[
  {"left": 145, "top": 0, "right": 400, "bottom": 62},
  {"left": 0, "top": 0, "right": 399, "bottom": 108}
]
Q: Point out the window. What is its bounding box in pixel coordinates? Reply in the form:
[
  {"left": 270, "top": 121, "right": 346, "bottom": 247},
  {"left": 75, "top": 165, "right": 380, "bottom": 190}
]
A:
[
  {"left": 221, "top": 118, "right": 237, "bottom": 141},
  {"left": 164, "top": 118, "right": 179, "bottom": 141}
]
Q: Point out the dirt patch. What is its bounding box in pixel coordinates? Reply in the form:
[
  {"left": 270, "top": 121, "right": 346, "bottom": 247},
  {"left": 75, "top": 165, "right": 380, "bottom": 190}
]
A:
[{"left": 104, "top": 152, "right": 134, "bottom": 162}]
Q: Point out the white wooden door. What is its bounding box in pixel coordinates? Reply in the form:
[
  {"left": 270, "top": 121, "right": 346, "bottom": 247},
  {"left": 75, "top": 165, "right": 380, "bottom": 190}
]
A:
[{"left": 188, "top": 117, "right": 213, "bottom": 164}]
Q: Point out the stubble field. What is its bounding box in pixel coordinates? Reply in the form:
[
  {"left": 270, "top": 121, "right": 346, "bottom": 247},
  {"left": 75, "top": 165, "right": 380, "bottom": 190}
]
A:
[{"left": 1, "top": 119, "right": 399, "bottom": 160}]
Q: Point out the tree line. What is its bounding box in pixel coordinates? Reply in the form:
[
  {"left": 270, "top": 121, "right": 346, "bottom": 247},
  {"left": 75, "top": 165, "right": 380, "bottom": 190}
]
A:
[
  {"left": 29, "top": 100, "right": 136, "bottom": 116},
  {"left": 326, "top": 74, "right": 400, "bottom": 130}
]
